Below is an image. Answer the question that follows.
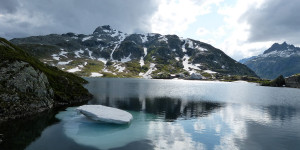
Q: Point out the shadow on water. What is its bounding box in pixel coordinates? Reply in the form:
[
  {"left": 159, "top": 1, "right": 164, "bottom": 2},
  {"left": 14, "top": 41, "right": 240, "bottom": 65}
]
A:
[{"left": 0, "top": 109, "right": 59, "bottom": 150}]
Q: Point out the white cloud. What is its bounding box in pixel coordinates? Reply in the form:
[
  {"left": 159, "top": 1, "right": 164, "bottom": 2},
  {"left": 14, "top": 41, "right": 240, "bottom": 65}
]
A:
[
  {"left": 151, "top": 0, "right": 223, "bottom": 35},
  {"left": 196, "top": 27, "right": 210, "bottom": 36},
  {"left": 214, "top": 0, "right": 276, "bottom": 60}
]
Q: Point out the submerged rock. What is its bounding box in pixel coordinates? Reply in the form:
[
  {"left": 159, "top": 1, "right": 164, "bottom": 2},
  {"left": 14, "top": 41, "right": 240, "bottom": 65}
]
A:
[{"left": 76, "top": 105, "right": 133, "bottom": 124}]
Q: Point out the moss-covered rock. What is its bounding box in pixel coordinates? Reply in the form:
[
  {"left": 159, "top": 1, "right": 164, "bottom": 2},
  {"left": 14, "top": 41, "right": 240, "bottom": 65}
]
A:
[{"left": 0, "top": 38, "right": 92, "bottom": 121}]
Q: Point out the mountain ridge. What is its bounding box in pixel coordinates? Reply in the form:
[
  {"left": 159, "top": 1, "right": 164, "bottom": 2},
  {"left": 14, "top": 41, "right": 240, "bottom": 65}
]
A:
[
  {"left": 11, "top": 25, "right": 257, "bottom": 79},
  {"left": 240, "top": 42, "right": 300, "bottom": 79}
]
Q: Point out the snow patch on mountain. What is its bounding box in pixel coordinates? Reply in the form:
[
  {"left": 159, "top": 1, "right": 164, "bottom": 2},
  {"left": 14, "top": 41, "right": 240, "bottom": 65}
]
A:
[
  {"left": 121, "top": 54, "right": 132, "bottom": 63},
  {"left": 98, "top": 58, "right": 107, "bottom": 64},
  {"left": 158, "top": 35, "right": 168, "bottom": 43},
  {"left": 140, "top": 35, "right": 148, "bottom": 43},
  {"left": 74, "top": 49, "right": 84, "bottom": 58},
  {"left": 182, "top": 54, "right": 201, "bottom": 71},
  {"left": 141, "top": 63, "right": 156, "bottom": 79},
  {"left": 90, "top": 72, "right": 103, "bottom": 77},
  {"left": 85, "top": 48, "right": 95, "bottom": 59},
  {"left": 114, "top": 63, "right": 126, "bottom": 72},
  {"left": 67, "top": 67, "right": 81, "bottom": 73},
  {"left": 58, "top": 60, "right": 72, "bottom": 65},
  {"left": 182, "top": 40, "right": 187, "bottom": 53},
  {"left": 82, "top": 36, "right": 93, "bottom": 41}
]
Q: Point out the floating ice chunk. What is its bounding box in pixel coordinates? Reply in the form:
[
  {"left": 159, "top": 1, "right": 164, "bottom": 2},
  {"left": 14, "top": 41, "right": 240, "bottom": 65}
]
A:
[{"left": 76, "top": 105, "right": 133, "bottom": 124}]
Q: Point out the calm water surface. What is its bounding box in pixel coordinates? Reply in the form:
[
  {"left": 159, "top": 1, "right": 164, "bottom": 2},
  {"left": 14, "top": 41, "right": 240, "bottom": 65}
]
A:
[{"left": 2, "top": 78, "right": 300, "bottom": 150}]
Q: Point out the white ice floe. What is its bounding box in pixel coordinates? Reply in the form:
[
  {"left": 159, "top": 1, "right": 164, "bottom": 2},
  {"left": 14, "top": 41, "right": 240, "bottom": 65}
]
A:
[
  {"left": 67, "top": 67, "right": 81, "bottom": 73},
  {"left": 76, "top": 105, "right": 133, "bottom": 124},
  {"left": 57, "top": 60, "right": 72, "bottom": 65},
  {"left": 82, "top": 36, "right": 93, "bottom": 41},
  {"left": 90, "top": 72, "right": 103, "bottom": 77}
]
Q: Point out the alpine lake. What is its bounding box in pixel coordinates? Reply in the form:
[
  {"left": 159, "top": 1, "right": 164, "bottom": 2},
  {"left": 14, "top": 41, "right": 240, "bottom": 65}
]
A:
[{"left": 1, "top": 78, "right": 300, "bottom": 150}]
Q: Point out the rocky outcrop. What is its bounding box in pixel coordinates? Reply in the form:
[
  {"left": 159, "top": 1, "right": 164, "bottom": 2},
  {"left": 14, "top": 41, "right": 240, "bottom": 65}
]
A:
[
  {"left": 0, "top": 60, "right": 54, "bottom": 120},
  {"left": 285, "top": 75, "right": 300, "bottom": 88},
  {"left": 0, "top": 37, "right": 92, "bottom": 122}
]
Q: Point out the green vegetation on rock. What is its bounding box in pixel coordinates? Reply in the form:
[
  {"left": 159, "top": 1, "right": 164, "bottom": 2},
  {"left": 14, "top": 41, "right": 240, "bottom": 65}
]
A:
[{"left": 0, "top": 38, "right": 92, "bottom": 121}]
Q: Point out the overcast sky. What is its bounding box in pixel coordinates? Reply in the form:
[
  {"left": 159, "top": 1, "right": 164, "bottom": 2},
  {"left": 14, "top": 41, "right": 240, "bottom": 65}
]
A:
[{"left": 0, "top": 0, "right": 298, "bottom": 60}]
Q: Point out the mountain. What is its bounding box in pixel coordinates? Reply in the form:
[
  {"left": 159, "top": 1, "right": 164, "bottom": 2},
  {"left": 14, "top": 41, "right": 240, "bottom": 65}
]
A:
[
  {"left": 0, "top": 38, "right": 92, "bottom": 121},
  {"left": 10, "top": 25, "right": 257, "bottom": 79},
  {"left": 239, "top": 56, "right": 257, "bottom": 64},
  {"left": 240, "top": 42, "right": 300, "bottom": 79}
]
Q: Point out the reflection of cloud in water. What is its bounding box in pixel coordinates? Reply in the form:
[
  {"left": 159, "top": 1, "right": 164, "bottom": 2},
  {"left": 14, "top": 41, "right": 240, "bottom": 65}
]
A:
[
  {"left": 54, "top": 102, "right": 300, "bottom": 150},
  {"left": 148, "top": 121, "right": 205, "bottom": 150}
]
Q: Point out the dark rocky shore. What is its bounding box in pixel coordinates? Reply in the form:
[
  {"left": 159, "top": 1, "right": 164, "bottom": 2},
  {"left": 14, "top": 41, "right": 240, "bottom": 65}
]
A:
[{"left": 0, "top": 38, "right": 92, "bottom": 122}]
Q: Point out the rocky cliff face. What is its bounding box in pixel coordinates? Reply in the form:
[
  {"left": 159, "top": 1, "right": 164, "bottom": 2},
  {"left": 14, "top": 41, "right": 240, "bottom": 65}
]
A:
[
  {"left": 285, "top": 74, "right": 300, "bottom": 88},
  {"left": 0, "top": 61, "right": 54, "bottom": 120},
  {"left": 11, "top": 25, "right": 257, "bottom": 79},
  {"left": 0, "top": 38, "right": 92, "bottom": 121}
]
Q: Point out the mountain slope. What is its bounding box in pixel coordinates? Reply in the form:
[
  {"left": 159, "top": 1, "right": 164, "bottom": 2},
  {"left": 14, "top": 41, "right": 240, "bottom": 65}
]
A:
[
  {"left": 241, "top": 42, "right": 300, "bottom": 79},
  {"left": 0, "top": 38, "right": 92, "bottom": 121},
  {"left": 11, "top": 25, "right": 257, "bottom": 79}
]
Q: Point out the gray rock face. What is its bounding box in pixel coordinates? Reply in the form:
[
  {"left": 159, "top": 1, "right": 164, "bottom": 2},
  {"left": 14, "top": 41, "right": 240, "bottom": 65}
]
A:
[
  {"left": 0, "top": 60, "right": 54, "bottom": 120},
  {"left": 285, "top": 75, "right": 300, "bottom": 88}
]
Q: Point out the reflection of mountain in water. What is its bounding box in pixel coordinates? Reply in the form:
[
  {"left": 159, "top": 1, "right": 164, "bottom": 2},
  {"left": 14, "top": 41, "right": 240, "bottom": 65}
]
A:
[
  {"left": 91, "top": 96, "right": 222, "bottom": 121},
  {"left": 265, "top": 105, "right": 297, "bottom": 121}
]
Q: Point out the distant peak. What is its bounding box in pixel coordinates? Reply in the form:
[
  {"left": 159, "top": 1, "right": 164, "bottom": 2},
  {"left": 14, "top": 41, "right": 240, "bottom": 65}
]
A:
[
  {"left": 101, "top": 25, "right": 111, "bottom": 30},
  {"left": 263, "top": 41, "right": 295, "bottom": 54},
  {"left": 93, "top": 25, "right": 113, "bottom": 34}
]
